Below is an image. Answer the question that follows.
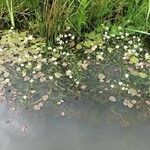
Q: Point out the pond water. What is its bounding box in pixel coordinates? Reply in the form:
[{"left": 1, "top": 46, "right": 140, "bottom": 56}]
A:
[
  {"left": 0, "top": 65, "right": 149, "bottom": 150},
  {"left": 0, "top": 98, "right": 150, "bottom": 150}
]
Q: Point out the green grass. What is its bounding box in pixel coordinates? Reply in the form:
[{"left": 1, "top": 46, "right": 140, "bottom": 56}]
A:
[{"left": 0, "top": 0, "right": 149, "bottom": 39}]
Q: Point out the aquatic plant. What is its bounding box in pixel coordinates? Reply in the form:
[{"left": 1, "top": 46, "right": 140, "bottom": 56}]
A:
[{"left": 0, "top": 26, "right": 149, "bottom": 112}]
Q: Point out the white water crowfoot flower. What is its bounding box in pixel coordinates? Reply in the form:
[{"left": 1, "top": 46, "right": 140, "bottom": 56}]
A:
[
  {"left": 125, "top": 74, "right": 129, "bottom": 78},
  {"left": 54, "top": 72, "right": 62, "bottom": 79},
  {"left": 49, "top": 76, "right": 54, "bottom": 80},
  {"left": 66, "top": 70, "right": 73, "bottom": 76}
]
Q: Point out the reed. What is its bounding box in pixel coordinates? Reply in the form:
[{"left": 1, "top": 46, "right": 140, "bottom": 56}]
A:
[{"left": 0, "top": 0, "right": 149, "bottom": 39}]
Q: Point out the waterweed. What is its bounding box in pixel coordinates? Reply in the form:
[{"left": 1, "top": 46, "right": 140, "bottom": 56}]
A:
[{"left": 0, "top": 26, "right": 149, "bottom": 114}]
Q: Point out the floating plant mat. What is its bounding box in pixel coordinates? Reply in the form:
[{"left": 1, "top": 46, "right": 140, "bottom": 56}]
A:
[{"left": 0, "top": 27, "right": 150, "bottom": 126}]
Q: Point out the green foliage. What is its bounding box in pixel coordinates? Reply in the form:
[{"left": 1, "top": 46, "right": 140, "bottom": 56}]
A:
[
  {"left": 0, "top": 0, "right": 150, "bottom": 40},
  {"left": 0, "top": 28, "right": 149, "bottom": 110}
]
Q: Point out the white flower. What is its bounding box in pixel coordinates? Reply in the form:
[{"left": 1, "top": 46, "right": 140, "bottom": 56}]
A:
[
  {"left": 49, "top": 76, "right": 53, "bottom": 80},
  {"left": 28, "top": 62, "right": 32, "bottom": 66},
  {"left": 25, "top": 54, "right": 30, "bottom": 58},
  {"left": 53, "top": 61, "right": 58, "bottom": 65},
  {"left": 59, "top": 40, "right": 64, "bottom": 45},
  {"left": 59, "top": 46, "right": 63, "bottom": 50},
  {"left": 115, "top": 45, "right": 119, "bottom": 49},
  {"left": 69, "top": 75, "right": 73, "bottom": 79},
  {"left": 132, "top": 49, "right": 136, "bottom": 53},
  {"left": 42, "top": 58, "right": 47, "bottom": 63},
  {"left": 64, "top": 34, "right": 68, "bottom": 38},
  {"left": 146, "top": 101, "right": 150, "bottom": 106},
  {"left": 121, "top": 35, "right": 125, "bottom": 39},
  {"left": 5, "top": 78, "right": 10, "bottom": 83},
  {"left": 110, "top": 85, "right": 114, "bottom": 88},
  {"left": 68, "top": 33, "right": 72, "bottom": 37},
  {"left": 35, "top": 64, "right": 42, "bottom": 71},
  {"left": 71, "top": 36, "right": 75, "bottom": 40},
  {"left": 23, "top": 95, "right": 27, "bottom": 100},
  {"left": 139, "top": 48, "right": 143, "bottom": 52},
  {"left": 128, "top": 40, "right": 133, "bottom": 44},
  {"left": 24, "top": 37, "right": 28, "bottom": 43},
  {"left": 29, "top": 79, "right": 34, "bottom": 83},
  {"left": 16, "top": 67, "right": 21, "bottom": 71},
  {"left": 106, "top": 36, "right": 110, "bottom": 39},
  {"left": 118, "top": 82, "right": 123, "bottom": 85},
  {"left": 124, "top": 45, "right": 128, "bottom": 49},
  {"left": 62, "top": 52, "right": 66, "bottom": 55},
  {"left": 125, "top": 73, "right": 129, "bottom": 78},
  {"left": 32, "top": 71, "right": 36, "bottom": 74},
  {"left": 60, "top": 112, "right": 65, "bottom": 116},
  {"left": 38, "top": 54, "right": 42, "bottom": 58},
  {"left": 0, "top": 47, "right": 3, "bottom": 52},
  {"left": 54, "top": 72, "right": 62, "bottom": 78},
  {"left": 145, "top": 53, "right": 150, "bottom": 60},
  {"left": 134, "top": 45, "right": 138, "bottom": 49},
  {"left": 18, "top": 58, "right": 22, "bottom": 62},
  {"left": 53, "top": 48, "right": 56, "bottom": 52},
  {"left": 121, "top": 87, "right": 125, "bottom": 91},
  {"left": 66, "top": 26, "right": 70, "bottom": 30},
  {"left": 81, "top": 85, "right": 87, "bottom": 90},
  {"left": 28, "top": 35, "right": 33, "bottom": 40},
  {"left": 57, "top": 101, "right": 61, "bottom": 105},
  {"left": 26, "top": 62, "right": 32, "bottom": 69},
  {"left": 33, "top": 55, "right": 38, "bottom": 60},
  {"left": 10, "top": 26, "right": 14, "bottom": 30},
  {"left": 119, "top": 32, "right": 123, "bottom": 35},
  {"left": 118, "top": 26, "right": 122, "bottom": 30},
  {"left": 91, "top": 45, "right": 97, "bottom": 51},
  {"left": 66, "top": 70, "right": 72, "bottom": 76},
  {"left": 105, "top": 27, "right": 109, "bottom": 30},
  {"left": 56, "top": 37, "right": 60, "bottom": 41},
  {"left": 20, "top": 63, "right": 25, "bottom": 67},
  {"left": 48, "top": 47, "right": 52, "bottom": 50},
  {"left": 59, "top": 34, "right": 63, "bottom": 38},
  {"left": 66, "top": 53, "right": 69, "bottom": 56},
  {"left": 111, "top": 34, "right": 115, "bottom": 37},
  {"left": 137, "top": 38, "right": 141, "bottom": 42},
  {"left": 61, "top": 100, "right": 64, "bottom": 103},
  {"left": 123, "top": 100, "right": 129, "bottom": 106},
  {"left": 133, "top": 36, "right": 136, "bottom": 39},
  {"left": 51, "top": 57, "right": 57, "bottom": 61},
  {"left": 125, "top": 33, "right": 129, "bottom": 36},
  {"left": 76, "top": 81, "right": 80, "bottom": 85},
  {"left": 62, "top": 62, "right": 67, "bottom": 67}
]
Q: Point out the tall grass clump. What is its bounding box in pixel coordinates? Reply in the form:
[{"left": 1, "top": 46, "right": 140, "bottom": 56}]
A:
[
  {"left": 6, "top": 0, "right": 15, "bottom": 28},
  {"left": 0, "top": 0, "right": 149, "bottom": 39}
]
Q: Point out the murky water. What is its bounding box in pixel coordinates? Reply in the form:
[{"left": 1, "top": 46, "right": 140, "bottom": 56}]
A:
[
  {"left": 0, "top": 99, "right": 150, "bottom": 150},
  {"left": 0, "top": 65, "right": 149, "bottom": 150}
]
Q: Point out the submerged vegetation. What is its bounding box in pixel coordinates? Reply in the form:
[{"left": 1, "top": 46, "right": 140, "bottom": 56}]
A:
[{"left": 0, "top": 0, "right": 150, "bottom": 123}]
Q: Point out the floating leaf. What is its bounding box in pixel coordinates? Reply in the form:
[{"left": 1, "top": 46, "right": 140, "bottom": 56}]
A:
[
  {"left": 138, "top": 72, "right": 147, "bottom": 78},
  {"left": 42, "top": 95, "right": 49, "bottom": 101},
  {"left": 3, "top": 72, "right": 9, "bottom": 78},
  {"left": 98, "top": 73, "right": 105, "bottom": 82},
  {"left": 128, "top": 88, "right": 138, "bottom": 96},
  {"left": 83, "top": 40, "right": 94, "bottom": 47},
  {"left": 129, "top": 56, "right": 139, "bottom": 64},
  {"left": 109, "top": 96, "right": 117, "bottom": 102}
]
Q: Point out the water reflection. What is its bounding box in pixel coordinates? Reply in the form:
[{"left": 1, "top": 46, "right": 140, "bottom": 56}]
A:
[{"left": 0, "top": 101, "right": 150, "bottom": 150}]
